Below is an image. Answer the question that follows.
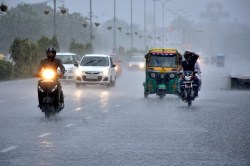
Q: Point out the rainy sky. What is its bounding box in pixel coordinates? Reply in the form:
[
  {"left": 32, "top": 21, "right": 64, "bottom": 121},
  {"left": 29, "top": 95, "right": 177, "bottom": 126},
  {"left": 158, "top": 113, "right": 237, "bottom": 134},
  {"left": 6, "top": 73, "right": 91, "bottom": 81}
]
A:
[{"left": 5, "top": 0, "right": 250, "bottom": 26}]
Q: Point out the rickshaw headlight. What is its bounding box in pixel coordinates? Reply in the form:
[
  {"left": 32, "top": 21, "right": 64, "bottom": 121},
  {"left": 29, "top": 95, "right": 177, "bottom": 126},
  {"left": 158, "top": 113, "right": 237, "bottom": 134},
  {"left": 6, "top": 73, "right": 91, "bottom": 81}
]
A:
[
  {"left": 150, "top": 73, "right": 156, "bottom": 78},
  {"left": 170, "top": 73, "right": 175, "bottom": 78},
  {"left": 160, "top": 74, "right": 165, "bottom": 79}
]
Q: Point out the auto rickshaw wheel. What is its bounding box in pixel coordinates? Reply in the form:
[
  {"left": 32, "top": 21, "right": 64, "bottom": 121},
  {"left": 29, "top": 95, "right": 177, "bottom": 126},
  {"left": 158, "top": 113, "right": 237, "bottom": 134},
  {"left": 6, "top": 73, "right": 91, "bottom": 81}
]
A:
[
  {"left": 159, "top": 95, "right": 164, "bottom": 100},
  {"left": 144, "top": 90, "right": 149, "bottom": 98}
]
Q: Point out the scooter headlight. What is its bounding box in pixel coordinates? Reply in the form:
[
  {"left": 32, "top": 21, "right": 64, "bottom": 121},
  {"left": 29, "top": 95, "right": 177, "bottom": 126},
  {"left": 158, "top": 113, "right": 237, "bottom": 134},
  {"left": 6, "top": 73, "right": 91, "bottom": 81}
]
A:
[
  {"left": 185, "top": 76, "right": 192, "bottom": 81},
  {"left": 42, "top": 69, "right": 55, "bottom": 80}
]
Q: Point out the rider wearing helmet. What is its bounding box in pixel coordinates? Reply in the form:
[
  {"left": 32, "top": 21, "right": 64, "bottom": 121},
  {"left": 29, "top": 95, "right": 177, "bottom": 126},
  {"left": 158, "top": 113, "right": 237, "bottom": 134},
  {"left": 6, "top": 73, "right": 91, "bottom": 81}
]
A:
[
  {"left": 177, "top": 51, "right": 200, "bottom": 98},
  {"left": 35, "top": 46, "right": 65, "bottom": 111}
]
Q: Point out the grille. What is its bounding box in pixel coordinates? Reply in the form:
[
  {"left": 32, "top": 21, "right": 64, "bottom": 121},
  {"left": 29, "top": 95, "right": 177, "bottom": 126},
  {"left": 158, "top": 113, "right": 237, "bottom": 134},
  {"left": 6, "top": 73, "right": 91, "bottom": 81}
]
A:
[
  {"left": 82, "top": 76, "right": 102, "bottom": 81},
  {"left": 85, "top": 71, "right": 100, "bottom": 74}
]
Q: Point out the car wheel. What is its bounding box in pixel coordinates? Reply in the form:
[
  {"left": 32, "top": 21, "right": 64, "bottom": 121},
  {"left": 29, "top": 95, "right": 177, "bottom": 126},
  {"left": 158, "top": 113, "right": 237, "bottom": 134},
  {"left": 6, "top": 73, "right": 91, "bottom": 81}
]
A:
[{"left": 111, "top": 76, "right": 116, "bottom": 87}]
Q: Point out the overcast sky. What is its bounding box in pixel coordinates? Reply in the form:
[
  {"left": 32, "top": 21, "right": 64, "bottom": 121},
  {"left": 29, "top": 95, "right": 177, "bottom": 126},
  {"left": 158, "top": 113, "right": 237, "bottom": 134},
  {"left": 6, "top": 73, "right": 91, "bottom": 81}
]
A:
[{"left": 5, "top": 0, "right": 250, "bottom": 26}]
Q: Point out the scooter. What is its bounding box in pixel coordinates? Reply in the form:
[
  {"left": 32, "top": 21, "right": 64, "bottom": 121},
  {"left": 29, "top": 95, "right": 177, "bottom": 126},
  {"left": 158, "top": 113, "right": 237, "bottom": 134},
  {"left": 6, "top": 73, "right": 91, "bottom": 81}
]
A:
[
  {"left": 180, "top": 71, "right": 198, "bottom": 106},
  {"left": 35, "top": 69, "right": 64, "bottom": 118}
]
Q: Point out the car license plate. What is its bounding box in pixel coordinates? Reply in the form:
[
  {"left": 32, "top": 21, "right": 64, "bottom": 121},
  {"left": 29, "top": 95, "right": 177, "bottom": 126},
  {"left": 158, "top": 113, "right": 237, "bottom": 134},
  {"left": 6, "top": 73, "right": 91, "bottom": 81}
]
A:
[{"left": 86, "top": 75, "right": 98, "bottom": 79}]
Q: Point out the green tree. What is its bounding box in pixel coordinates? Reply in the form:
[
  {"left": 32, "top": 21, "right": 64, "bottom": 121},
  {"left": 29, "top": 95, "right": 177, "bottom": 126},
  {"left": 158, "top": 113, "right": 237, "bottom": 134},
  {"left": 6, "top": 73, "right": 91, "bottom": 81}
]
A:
[
  {"left": 0, "top": 61, "right": 13, "bottom": 80},
  {"left": 69, "top": 39, "right": 85, "bottom": 55},
  {"left": 9, "top": 38, "right": 39, "bottom": 78},
  {"left": 85, "top": 43, "right": 94, "bottom": 54}
]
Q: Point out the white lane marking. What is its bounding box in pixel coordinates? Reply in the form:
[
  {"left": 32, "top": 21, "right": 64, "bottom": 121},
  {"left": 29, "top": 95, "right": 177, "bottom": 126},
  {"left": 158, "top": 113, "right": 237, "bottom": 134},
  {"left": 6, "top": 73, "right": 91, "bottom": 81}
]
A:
[
  {"left": 38, "top": 133, "right": 51, "bottom": 138},
  {"left": 85, "top": 116, "right": 92, "bottom": 120},
  {"left": 115, "top": 104, "right": 121, "bottom": 107},
  {"left": 65, "top": 124, "right": 75, "bottom": 128},
  {"left": 0, "top": 146, "right": 18, "bottom": 153},
  {"left": 0, "top": 100, "right": 6, "bottom": 103},
  {"left": 74, "top": 107, "right": 82, "bottom": 111},
  {"left": 125, "top": 100, "right": 131, "bottom": 103}
]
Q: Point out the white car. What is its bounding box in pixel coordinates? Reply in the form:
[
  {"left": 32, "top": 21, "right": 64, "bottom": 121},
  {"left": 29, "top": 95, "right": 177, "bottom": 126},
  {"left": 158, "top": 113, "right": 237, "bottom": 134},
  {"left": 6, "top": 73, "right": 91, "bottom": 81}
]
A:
[
  {"left": 56, "top": 52, "right": 78, "bottom": 81},
  {"left": 75, "top": 54, "right": 116, "bottom": 87},
  {"left": 128, "top": 55, "right": 145, "bottom": 70}
]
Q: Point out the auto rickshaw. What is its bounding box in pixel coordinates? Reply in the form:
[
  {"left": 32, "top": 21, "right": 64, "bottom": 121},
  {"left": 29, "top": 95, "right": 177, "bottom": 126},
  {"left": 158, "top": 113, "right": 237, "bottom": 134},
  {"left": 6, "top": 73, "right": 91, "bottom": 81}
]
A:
[{"left": 143, "top": 48, "right": 181, "bottom": 99}]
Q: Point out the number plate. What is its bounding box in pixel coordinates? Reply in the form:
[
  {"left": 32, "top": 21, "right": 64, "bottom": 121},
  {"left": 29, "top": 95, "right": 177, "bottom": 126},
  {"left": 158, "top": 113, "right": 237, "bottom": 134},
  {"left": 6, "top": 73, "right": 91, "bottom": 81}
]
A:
[{"left": 86, "top": 75, "right": 98, "bottom": 79}]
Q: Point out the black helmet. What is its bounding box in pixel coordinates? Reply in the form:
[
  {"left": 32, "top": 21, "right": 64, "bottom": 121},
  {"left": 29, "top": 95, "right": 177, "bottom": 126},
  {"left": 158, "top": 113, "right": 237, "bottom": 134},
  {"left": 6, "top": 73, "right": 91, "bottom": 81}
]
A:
[{"left": 46, "top": 46, "right": 56, "bottom": 59}]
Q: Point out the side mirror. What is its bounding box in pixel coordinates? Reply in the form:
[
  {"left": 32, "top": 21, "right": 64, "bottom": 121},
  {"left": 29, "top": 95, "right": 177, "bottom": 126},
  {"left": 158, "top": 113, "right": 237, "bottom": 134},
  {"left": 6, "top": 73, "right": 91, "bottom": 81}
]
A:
[
  {"left": 112, "top": 64, "right": 116, "bottom": 68},
  {"left": 74, "top": 63, "right": 79, "bottom": 67}
]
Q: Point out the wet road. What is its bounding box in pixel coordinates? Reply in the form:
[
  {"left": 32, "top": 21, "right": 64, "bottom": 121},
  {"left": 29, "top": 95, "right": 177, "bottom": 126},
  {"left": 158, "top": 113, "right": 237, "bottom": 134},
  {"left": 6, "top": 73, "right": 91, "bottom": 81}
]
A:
[{"left": 0, "top": 66, "right": 250, "bottom": 166}]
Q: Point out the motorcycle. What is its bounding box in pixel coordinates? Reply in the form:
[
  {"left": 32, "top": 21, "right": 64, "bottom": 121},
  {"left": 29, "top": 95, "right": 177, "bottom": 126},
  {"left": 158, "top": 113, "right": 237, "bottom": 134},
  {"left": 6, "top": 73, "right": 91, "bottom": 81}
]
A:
[
  {"left": 35, "top": 69, "right": 64, "bottom": 118},
  {"left": 180, "top": 71, "right": 198, "bottom": 106}
]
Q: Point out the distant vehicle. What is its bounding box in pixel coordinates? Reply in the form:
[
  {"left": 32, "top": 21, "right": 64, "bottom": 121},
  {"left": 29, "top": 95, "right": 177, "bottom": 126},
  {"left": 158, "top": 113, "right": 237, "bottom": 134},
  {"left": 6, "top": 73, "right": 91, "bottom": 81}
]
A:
[
  {"left": 215, "top": 53, "right": 225, "bottom": 67},
  {"left": 109, "top": 54, "right": 122, "bottom": 76},
  {"left": 75, "top": 54, "right": 116, "bottom": 87},
  {"left": 56, "top": 52, "right": 78, "bottom": 81},
  {"left": 0, "top": 53, "right": 5, "bottom": 60},
  {"left": 127, "top": 55, "right": 145, "bottom": 70},
  {"left": 199, "top": 56, "right": 210, "bottom": 65}
]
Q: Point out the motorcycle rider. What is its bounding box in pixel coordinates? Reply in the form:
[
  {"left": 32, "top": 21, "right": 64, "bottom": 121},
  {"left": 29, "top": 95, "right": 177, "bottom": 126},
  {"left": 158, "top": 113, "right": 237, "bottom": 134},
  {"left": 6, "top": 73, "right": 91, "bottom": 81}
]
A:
[
  {"left": 35, "top": 46, "right": 65, "bottom": 112},
  {"left": 177, "top": 51, "right": 200, "bottom": 98}
]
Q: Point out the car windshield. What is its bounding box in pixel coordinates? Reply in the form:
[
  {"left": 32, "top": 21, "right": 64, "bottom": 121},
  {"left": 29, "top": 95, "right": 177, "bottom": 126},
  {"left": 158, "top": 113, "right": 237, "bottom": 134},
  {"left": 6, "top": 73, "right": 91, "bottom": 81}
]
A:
[
  {"left": 81, "top": 56, "right": 109, "bottom": 66},
  {"left": 130, "top": 56, "right": 144, "bottom": 62},
  {"left": 149, "top": 55, "right": 177, "bottom": 67},
  {"left": 57, "top": 55, "right": 76, "bottom": 64}
]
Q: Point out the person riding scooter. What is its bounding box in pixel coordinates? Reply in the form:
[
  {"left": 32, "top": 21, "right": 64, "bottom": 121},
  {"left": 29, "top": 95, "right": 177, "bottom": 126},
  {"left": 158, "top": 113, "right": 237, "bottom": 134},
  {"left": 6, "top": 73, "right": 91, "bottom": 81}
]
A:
[
  {"left": 177, "top": 51, "right": 200, "bottom": 98},
  {"left": 34, "top": 46, "right": 65, "bottom": 111}
]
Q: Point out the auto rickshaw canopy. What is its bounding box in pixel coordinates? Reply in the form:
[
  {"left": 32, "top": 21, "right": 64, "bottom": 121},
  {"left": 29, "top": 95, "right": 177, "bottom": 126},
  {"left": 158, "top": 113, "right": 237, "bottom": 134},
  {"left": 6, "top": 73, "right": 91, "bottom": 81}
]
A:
[{"left": 145, "top": 48, "right": 181, "bottom": 71}]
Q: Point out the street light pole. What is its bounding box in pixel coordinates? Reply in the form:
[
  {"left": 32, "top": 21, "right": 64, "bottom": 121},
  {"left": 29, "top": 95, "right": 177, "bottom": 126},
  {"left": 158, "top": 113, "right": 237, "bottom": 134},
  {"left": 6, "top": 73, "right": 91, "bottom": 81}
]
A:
[
  {"left": 144, "top": 0, "right": 147, "bottom": 50},
  {"left": 113, "top": 0, "right": 116, "bottom": 52},
  {"left": 89, "top": 0, "right": 93, "bottom": 42},
  {"left": 53, "top": 0, "right": 56, "bottom": 36},
  {"left": 153, "top": 0, "right": 156, "bottom": 47},
  {"left": 130, "top": 0, "right": 133, "bottom": 50}
]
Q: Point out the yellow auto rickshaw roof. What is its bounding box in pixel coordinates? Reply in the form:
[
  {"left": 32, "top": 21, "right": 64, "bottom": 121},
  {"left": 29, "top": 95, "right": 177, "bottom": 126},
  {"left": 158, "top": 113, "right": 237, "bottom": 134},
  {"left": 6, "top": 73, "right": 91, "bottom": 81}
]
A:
[{"left": 148, "top": 48, "right": 178, "bottom": 54}]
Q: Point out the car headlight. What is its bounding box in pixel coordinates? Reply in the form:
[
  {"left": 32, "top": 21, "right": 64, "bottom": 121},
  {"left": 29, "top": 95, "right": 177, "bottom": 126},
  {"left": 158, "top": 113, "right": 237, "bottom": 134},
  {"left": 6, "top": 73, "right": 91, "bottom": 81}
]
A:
[
  {"left": 139, "top": 63, "right": 145, "bottom": 68},
  {"left": 76, "top": 69, "right": 82, "bottom": 76},
  {"left": 103, "top": 69, "right": 109, "bottom": 76}
]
